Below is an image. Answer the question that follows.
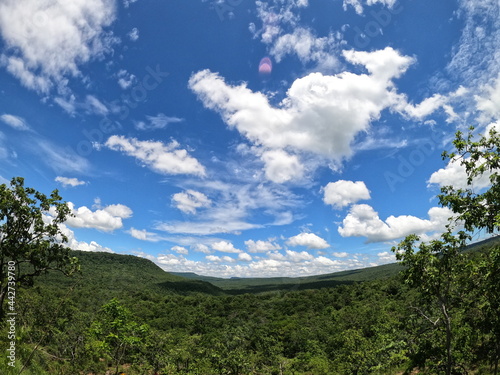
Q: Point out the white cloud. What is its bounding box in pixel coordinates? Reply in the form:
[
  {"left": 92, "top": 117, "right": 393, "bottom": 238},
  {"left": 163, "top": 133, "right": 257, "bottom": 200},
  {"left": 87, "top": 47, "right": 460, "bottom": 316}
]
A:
[
  {"left": 475, "top": 74, "right": 500, "bottom": 123},
  {"left": 172, "top": 189, "right": 212, "bottom": 214},
  {"left": 285, "top": 249, "right": 314, "bottom": 262},
  {"left": 343, "top": 0, "right": 398, "bottom": 14},
  {"left": 206, "top": 255, "right": 236, "bottom": 263},
  {"left": 103, "top": 204, "right": 134, "bottom": 218},
  {"left": 127, "top": 227, "right": 166, "bottom": 242},
  {"left": 189, "top": 47, "right": 414, "bottom": 180},
  {"left": 287, "top": 232, "right": 330, "bottom": 249},
  {"left": 270, "top": 27, "right": 340, "bottom": 71},
  {"left": 332, "top": 252, "right": 349, "bottom": 258},
  {"left": 253, "top": 0, "right": 308, "bottom": 44},
  {"left": 117, "top": 69, "right": 136, "bottom": 90},
  {"left": 155, "top": 220, "right": 261, "bottom": 236},
  {"left": 0, "top": 114, "right": 30, "bottom": 131},
  {"left": 53, "top": 94, "right": 109, "bottom": 116},
  {"left": 403, "top": 94, "right": 448, "bottom": 120},
  {"left": 156, "top": 178, "right": 297, "bottom": 235},
  {"left": 105, "top": 135, "right": 206, "bottom": 177},
  {"left": 447, "top": 0, "right": 500, "bottom": 89},
  {"left": 171, "top": 245, "right": 188, "bottom": 255},
  {"left": 238, "top": 252, "right": 253, "bottom": 262},
  {"left": 377, "top": 251, "right": 395, "bottom": 263},
  {"left": 57, "top": 223, "right": 113, "bottom": 252},
  {"left": 323, "top": 180, "right": 371, "bottom": 209},
  {"left": 428, "top": 122, "right": 500, "bottom": 191},
  {"left": 211, "top": 240, "right": 243, "bottom": 254},
  {"left": 64, "top": 202, "right": 133, "bottom": 232},
  {"left": 0, "top": 0, "right": 117, "bottom": 93},
  {"left": 427, "top": 157, "right": 493, "bottom": 191},
  {"left": 193, "top": 244, "right": 211, "bottom": 254},
  {"left": 149, "top": 249, "right": 386, "bottom": 278},
  {"left": 55, "top": 176, "right": 87, "bottom": 187},
  {"left": 135, "top": 113, "right": 184, "bottom": 131},
  {"left": 245, "top": 239, "right": 282, "bottom": 253},
  {"left": 261, "top": 149, "right": 304, "bottom": 183},
  {"left": 85, "top": 95, "right": 109, "bottom": 116},
  {"left": 338, "top": 204, "right": 453, "bottom": 242},
  {"left": 128, "top": 27, "right": 139, "bottom": 41}
]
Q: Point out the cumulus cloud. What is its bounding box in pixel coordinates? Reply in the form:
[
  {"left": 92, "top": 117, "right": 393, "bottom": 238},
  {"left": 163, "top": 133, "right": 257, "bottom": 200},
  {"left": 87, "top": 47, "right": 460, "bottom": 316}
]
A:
[
  {"left": 211, "top": 240, "right": 243, "bottom": 254},
  {"left": 172, "top": 190, "right": 212, "bottom": 214},
  {"left": 428, "top": 123, "right": 500, "bottom": 191},
  {"left": 64, "top": 202, "right": 133, "bottom": 232},
  {"left": 338, "top": 204, "right": 453, "bottom": 242},
  {"left": 245, "top": 239, "right": 282, "bottom": 253},
  {"left": 57, "top": 223, "right": 113, "bottom": 252},
  {"left": 206, "top": 255, "right": 236, "bottom": 263},
  {"left": 428, "top": 157, "right": 493, "bottom": 191},
  {"left": 378, "top": 251, "right": 396, "bottom": 263},
  {"left": 261, "top": 149, "right": 304, "bottom": 183},
  {"left": 55, "top": 176, "right": 87, "bottom": 187},
  {"left": 238, "top": 252, "right": 253, "bottom": 262},
  {"left": 323, "top": 180, "right": 371, "bottom": 209},
  {"left": 0, "top": 114, "right": 30, "bottom": 131},
  {"left": 0, "top": 0, "right": 117, "bottom": 93},
  {"left": 171, "top": 245, "right": 188, "bottom": 255},
  {"left": 105, "top": 135, "right": 206, "bottom": 177},
  {"left": 189, "top": 47, "right": 414, "bottom": 181},
  {"left": 285, "top": 249, "right": 314, "bottom": 262},
  {"left": 147, "top": 249, "right": 388, "bottom": 278},
  {"left": 193, "top": 244, "right": 211, "bottom": 254},
  {"left": 43, "top": 213, "right": 113, "bottom": 253},
  {"left": 287, "top": 232, "right": 330, "bottom": 249}
]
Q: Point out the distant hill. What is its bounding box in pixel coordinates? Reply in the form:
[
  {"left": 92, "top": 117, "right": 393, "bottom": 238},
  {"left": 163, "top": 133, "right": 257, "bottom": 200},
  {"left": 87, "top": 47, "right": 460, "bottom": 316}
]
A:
[
  {"left": 174, "top": 262, "right": 403, "bottom": 294},
  {"left": 172, "top": 235, "right": 500, "bottom": 294},
  {"left": 33, "top": 236, "right": 500, "bottom": 301},
  {"left": 36, "top": 250, "right": 224, "bottom": 308}
]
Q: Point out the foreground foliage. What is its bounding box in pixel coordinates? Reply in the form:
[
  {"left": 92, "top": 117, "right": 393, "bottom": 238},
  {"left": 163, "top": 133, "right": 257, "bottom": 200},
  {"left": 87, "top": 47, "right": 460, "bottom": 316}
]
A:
[{"left": 0, "top": 241, "right": 499, "bottom": 375}]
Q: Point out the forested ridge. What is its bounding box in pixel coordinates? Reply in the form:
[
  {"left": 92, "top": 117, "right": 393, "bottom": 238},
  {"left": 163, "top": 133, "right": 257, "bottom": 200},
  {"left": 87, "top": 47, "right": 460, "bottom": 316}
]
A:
[{"left": 0, "top": 238, "right": 499, "bottom": 375}]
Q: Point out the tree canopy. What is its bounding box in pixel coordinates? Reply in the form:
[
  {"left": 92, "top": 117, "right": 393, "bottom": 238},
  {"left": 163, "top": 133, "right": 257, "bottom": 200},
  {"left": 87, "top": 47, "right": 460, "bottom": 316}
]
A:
[{"left": 0, "top": 177, "right": 79, "bottom": 318}]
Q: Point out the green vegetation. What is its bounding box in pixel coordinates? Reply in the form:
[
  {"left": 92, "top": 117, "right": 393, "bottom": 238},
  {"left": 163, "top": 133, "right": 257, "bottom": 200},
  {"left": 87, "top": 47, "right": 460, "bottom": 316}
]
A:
[
  {"left": 0, "top": 177, "right": 78, "bottom": 318},
  {"left": 1, "top": 126, "right": 500, "bottom": 374}
]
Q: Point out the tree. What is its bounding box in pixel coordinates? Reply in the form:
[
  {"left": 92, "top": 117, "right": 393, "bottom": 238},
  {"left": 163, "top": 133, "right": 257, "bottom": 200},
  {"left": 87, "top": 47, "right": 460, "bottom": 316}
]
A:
[
  {"left": 87, "top": 298, "right": 149, "bottom": 375},
  {"left": 393, "top": 125, "right": 500, "bottom": 374},
  {"left": 392, "top": 231, "right": 469, "bottom": 374},
  {"left": 0, "top": 177, "right": 79, "bottom": 319},
  {"left": 439, "top": 125, "right": 500, "bottom": 233}
]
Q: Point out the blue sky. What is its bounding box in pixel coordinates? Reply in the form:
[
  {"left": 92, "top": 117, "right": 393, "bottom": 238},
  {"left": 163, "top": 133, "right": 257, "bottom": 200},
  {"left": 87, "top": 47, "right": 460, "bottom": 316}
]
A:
[{"left": 1, "top": 0, "right": 499, "bottom": 277}]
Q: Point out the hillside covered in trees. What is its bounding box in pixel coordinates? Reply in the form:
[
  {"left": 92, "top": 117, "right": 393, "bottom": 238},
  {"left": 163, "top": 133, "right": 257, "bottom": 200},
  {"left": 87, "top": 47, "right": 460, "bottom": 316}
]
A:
[{"left": 0, "top": 237, "right": 499, "bottom": 374}]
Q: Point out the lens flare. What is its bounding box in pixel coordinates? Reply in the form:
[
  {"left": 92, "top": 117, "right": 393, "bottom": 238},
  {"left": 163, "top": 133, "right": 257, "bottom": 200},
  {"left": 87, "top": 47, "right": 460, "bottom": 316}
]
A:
[{"left": 258, "top": 57, "right": 272, "bottom": 75}]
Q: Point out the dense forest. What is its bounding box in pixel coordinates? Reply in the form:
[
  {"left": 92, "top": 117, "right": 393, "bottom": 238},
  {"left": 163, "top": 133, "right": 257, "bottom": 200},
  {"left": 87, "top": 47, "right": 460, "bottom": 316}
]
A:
[{"left": 0, "top": 238, "right": 498, "bottom": 375}]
